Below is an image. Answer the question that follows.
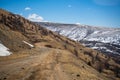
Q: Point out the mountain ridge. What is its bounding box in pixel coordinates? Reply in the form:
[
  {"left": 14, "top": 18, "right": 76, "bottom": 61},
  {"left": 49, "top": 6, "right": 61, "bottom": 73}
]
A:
[{"left": 37, "top": 22, "right": 120, "bottom": 29}]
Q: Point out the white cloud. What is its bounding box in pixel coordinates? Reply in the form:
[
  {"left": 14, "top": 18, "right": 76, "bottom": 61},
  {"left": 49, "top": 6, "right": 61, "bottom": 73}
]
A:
[
  {"left": 28, "top": 13, "right": 44, "bottom": 22},
  {"left": 93, "top": 0, "right": 120, "bottom": 6},
  {"left": 68, "top": 5, "right": 72, "bottom": 8},
  {"left": 25, "top": 7, "right": 31, "bottom": 10}
]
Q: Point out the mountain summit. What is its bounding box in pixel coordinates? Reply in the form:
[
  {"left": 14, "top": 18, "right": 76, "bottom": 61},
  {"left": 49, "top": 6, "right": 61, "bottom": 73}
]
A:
[{"left": 0, "top": 9, "right": 120, "bottom": 80}]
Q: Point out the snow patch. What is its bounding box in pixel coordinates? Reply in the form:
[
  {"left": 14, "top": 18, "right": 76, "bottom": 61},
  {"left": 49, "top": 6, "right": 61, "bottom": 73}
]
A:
[
  {"left": 106, "top": 49, "right": 113, "bottom": 53},
  {"left": 93, "top": 31, "right": 99, "bottom": 34},
  {"left": 92, "top": 47, "right": 98, "bottom": 49},
  {"left": 23, "top": 41, "right": 34, "bottom": 48},
  {"left": 0, "top": 43, "right": 12, "bottom": 56}
]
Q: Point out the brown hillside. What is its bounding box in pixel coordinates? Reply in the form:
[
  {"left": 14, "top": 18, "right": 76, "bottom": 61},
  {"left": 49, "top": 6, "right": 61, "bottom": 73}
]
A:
[{"left": 0, "top": 9, "right": 120, "bottom": 80}]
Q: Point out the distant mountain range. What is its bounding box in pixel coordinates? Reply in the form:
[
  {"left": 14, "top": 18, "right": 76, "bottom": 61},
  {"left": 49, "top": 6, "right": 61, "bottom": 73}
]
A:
[{"left": 37, "top": 22, "right": 120, "bottom": 57}]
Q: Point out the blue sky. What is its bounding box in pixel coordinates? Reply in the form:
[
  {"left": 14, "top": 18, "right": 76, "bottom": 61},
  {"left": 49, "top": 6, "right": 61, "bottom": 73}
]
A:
[{"left": 0, "top": 0, "right": 120, "bottom": 28}]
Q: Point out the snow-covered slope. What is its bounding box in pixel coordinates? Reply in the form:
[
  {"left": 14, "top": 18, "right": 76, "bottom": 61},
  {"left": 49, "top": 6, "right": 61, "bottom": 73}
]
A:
[
  {"left": 0, "top": 43, "right": 12, "bottom": 56},
  {"left": 37, "top": 22, "right": 120, "bottom": 56}
]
